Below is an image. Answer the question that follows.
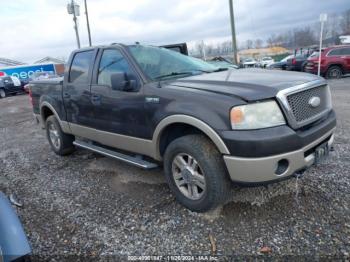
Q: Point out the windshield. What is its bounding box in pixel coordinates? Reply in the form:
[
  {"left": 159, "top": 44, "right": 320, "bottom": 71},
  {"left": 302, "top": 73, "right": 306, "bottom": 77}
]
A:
[
  {"left": 128, "top": 45, "right": 218, "bottom": 80},
  {"left": 309, "top": 50, "right": 324, "bottom": 58},
  {"left": 281, "top": 55, "right": 293, "bottom": 62},
  {"left": 262, "top": 57, "right": 271, "bottom": 61},
  {"left": 309, "top": 52, "right": 319, "bottom": 58}
]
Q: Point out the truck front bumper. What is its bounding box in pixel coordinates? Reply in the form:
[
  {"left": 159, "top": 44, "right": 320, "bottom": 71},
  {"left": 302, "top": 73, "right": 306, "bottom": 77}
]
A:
[{"left": 223, "top": 128, "right": 334, "bottom": 184}]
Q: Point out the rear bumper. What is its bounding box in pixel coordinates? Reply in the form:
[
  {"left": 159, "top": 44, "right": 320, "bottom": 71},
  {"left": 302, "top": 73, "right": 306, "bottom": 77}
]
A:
[
  {"left": 223, "top": 128, "right": 335, "bottom": 184},
  {"left": 304, "top": 64, "right": 327, "bottom": 75}
]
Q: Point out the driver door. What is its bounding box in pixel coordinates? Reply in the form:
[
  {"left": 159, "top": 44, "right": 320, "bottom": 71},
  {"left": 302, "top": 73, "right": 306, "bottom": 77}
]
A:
[{"left": 90, "top": 48, "right": 147, "bottom": 138}]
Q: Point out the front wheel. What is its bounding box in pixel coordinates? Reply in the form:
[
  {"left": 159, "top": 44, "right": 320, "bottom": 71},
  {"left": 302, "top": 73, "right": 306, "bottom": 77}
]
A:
[
  {"left": 163, "top": 135, "right": 230, "bottom": 212},
  {"left": 326, "top": 66, "right": 343, "bottom": 79},
  {"left": 0, "top": 89, "right": 6, "bottom": 98},
  {"left": 45, "top": 115, "right": 75, "bottom": 156}
]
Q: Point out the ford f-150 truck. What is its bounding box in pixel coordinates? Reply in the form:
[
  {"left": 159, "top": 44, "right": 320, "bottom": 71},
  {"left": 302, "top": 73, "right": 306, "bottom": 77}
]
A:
[{"left": 30, "top": 44, "right": 336, "bottom": 212}]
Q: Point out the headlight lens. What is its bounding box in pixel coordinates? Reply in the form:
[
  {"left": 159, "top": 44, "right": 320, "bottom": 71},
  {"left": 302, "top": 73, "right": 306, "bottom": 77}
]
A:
[{"left": 230, "top": 100, "right": 286, "bottom": 130}]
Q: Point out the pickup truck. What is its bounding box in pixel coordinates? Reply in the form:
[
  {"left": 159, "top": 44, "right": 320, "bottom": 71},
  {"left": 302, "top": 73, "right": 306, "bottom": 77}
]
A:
[{"left": 30, "top": 44, "right": 336, "bottom": 212}]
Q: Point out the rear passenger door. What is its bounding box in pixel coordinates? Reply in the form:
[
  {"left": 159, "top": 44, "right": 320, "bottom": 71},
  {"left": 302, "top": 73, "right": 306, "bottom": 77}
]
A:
[
  {"left": 90, "top": 47, "right": 147, "bottom": 138},
  {"left": 63, "top": 49, "right": 97, "bottom": 128},
  {"left": 341, "top": 47, "right": 350, "bottom": 73}
]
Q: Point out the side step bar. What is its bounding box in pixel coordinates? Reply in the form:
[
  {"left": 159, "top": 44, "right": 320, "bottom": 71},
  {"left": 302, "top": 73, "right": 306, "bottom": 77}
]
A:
[{"left": 73, "top": 140, "right": 158, "bottom": 169}]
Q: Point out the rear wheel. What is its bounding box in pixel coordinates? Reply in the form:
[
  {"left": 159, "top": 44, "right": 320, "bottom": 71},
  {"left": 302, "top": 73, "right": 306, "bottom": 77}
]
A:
[
  {"left": 163, "top": 135, "right": 230, "bottom": 212},
  {"left": 45, "top": 115, "right": 75, "bottom": 156},
  {"left": 0, "top": 89, "right": 5, "bottom": 98},
  {"left": 326, "top": 66, "right": 343, "bottom": 79}
]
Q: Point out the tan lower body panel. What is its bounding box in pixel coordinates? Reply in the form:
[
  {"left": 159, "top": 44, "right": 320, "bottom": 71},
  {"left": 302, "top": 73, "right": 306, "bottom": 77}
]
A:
[
  {"left": 68, "top": 123, "right": 155, "bottom": 158},
  {"left": 224, "top": 129, "right": 335, "bottom": 183}
]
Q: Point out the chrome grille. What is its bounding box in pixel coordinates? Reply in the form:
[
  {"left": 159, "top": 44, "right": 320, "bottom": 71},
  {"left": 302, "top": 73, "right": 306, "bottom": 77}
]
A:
[
  {"left": 286, "top": 85, "right": 328, "bottom": 122},
  {"left": 276, "top": 80, "right": 332, "bottom": 129}
]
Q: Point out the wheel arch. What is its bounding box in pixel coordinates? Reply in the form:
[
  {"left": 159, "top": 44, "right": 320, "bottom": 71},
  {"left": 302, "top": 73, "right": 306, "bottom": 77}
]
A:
[
  {"left": 40, "top": 102, "right": 60, "bottom": 124},
  {"left": 40, "top": 102, "right": 71, "bottom": 133},
  {"left": 326, "top": 64, "right": 345, "bottom": 73},
  {"left": 152, "top": 115, "right": 230, "bottom": 160}
]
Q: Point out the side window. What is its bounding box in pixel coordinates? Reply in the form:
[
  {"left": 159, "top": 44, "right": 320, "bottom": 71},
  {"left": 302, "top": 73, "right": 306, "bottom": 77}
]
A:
[
  {"left": 341, "top": 48, "right": 350, "bottom": 56},
  {"left": 69, "top": 50, "right": 94, "bottom": 83},
  {"left": 328, "top": 49, "right": 342, "bottom": 56},
  {"left": 98, "top": 49, "right": 133, "bottom": 86}
]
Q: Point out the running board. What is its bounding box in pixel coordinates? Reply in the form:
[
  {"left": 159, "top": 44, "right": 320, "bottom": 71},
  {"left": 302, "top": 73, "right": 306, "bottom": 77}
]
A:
[{"left": 73, "top": 140, "right": 158, "bottom": 169}]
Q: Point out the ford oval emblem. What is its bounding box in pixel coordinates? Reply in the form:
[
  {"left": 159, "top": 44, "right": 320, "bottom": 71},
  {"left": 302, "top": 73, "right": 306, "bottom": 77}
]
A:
[{"left": 308, "top": 96, "right": 321, "bottom": 108}]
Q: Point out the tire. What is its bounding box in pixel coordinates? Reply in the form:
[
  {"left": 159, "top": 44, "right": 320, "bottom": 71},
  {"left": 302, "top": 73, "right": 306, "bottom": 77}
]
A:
[
  {"left": 301, "top": 64, "right": 307, "bottom": 72},
  {"left": 163, "top": 134, "right": 230, "bottom": 212},
  {"left": 45, "top": 115, "right": 75, "bottom": 156},
  {"left": 0, "top": 89, "right": 6, "bottom": 98},
  {"left": 326, "top": 66, "right": 343, "bottom": 79}
]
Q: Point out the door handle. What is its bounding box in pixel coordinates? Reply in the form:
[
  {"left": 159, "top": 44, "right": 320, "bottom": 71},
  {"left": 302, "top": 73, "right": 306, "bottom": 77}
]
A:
[
  {"left": 91, "top": 94, "right": 101, "bottom": 101},
  {"left": 63, "top": 92, "right": 70, "bottom": 99}
]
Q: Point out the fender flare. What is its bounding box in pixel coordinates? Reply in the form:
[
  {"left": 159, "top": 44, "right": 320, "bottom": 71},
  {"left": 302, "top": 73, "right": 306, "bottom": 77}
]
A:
[
  {"left": 40, "top": 101, "right": 61, "bottom": 122},
  {"left": 40, "top": 102, "right": 71, "bottom": 133},
  {"left": 152, "top": 115, "right": 230, "bottom": 160}
]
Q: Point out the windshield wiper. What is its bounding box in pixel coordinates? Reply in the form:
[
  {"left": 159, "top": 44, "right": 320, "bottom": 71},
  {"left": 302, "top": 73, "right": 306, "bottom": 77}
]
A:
[
  {"left": 154, "top": 69, "right": 213, "bottom": 80},
  {"left": 154, "top": 71, "right": 197, "bottom": 80},
  {"left": 212, "top": 67, "right": 229, "bottom": 72}
]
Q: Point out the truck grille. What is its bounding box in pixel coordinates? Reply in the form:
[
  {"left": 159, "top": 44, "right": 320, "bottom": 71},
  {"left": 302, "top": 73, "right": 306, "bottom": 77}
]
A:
[
  {"left": 277, "top": 81, "right": 332, "bottom": 129},
  {"left": 286, "top": 85, "right": 328, "bottom": 122}
]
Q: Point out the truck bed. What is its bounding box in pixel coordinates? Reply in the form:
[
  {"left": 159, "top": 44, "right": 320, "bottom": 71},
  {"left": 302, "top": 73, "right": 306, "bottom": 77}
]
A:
[{"left": 30, "top": 77, "right": 64, "bottom": 116}]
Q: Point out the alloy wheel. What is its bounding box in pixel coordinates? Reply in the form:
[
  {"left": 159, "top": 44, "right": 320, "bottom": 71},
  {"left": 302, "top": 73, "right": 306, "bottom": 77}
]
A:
[
  {"left": 48, "top": 122, "right": 61, "bottom": 150},
  {"left": 328, "top": 68, "right": 342, "bottom": 79},
  {"left": 171, "top": 153, "right": 206, "bottom": 200}
]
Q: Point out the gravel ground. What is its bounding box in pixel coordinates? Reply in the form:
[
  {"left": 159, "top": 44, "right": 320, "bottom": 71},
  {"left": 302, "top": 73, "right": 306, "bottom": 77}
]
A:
[{"left": 0, "top": 79, "right": 350, "bottom": 261}]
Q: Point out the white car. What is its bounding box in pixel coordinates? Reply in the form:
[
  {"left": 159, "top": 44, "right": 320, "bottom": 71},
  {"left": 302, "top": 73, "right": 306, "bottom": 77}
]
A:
[
  {"left": 242, "top": 58, "right": 257, "bottom": 68},
  {"left": 260, "top": 57, "right": 275, "bottom": 68}
]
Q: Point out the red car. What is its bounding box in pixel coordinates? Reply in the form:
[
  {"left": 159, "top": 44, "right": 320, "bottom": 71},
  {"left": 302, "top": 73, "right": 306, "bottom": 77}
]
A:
[{"left": 305, "top": 45, "right": 350, "bottom": 79}]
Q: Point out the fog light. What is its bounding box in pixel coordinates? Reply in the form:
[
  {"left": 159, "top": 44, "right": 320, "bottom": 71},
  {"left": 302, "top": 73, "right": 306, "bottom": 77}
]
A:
[{"left": 275, "top": 159, "right": 289, "bottom": 175}]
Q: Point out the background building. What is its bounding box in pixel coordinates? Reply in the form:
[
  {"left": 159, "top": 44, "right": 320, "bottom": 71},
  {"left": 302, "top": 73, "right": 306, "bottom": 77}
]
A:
[
  {"left": 0, "top": 58, "right": 26, "bottom": 67},
  {"left": 0, "top": 57, "right": 65, "bottom": 80}
]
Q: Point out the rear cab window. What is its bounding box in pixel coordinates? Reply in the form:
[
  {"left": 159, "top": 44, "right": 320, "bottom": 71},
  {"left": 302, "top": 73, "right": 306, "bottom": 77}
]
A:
[{"left": 69, "top": 50, "right": 94, "bottom": 83}]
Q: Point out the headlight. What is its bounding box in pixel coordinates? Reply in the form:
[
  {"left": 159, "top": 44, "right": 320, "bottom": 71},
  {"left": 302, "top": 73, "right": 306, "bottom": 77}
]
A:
[{"left": 230, "top": 100, "right": 286, "bottom": 130}]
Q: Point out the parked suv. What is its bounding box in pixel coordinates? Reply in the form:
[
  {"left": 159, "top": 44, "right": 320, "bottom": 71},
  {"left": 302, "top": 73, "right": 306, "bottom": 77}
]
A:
[
  {"left": 305, "top": 45, "right": 350, "bottom": 79},
  {"left": 30, "top": 44, "right": 336, "bottom": 212},
  {"left": 0, "top": 76, "right": 22, "bottom": 98}
]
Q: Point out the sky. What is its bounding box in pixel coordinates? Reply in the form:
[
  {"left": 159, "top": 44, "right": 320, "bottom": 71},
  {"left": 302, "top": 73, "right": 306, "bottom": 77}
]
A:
[{"left": 0, "top": 0, "right": 349, "bottom": 63}]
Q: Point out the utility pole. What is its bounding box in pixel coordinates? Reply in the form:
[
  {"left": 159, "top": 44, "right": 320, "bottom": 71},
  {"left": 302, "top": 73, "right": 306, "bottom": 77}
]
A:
[
  {"left": 318, "top": 13, "right": 327, "bottom": 76},
  {"left": 201, "top": 40, "right": 207, "bottom": 61},
  {"left": 229, "top": 0, "right": 238, "bottom": 65},
  {"left": 84, "top": 0, "right": 92, "bottom": 46},
  {"left": 67, "top": 0, "right": 81, "bottom": 49}
]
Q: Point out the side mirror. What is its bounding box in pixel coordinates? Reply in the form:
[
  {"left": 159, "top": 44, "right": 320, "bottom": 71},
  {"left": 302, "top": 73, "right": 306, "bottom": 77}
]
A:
[
  {"left": 110, "top": 72, "right": 137, "bottom": 92},
  {"left": 110, "top": 72, "right": 127, "bottom": 91}
]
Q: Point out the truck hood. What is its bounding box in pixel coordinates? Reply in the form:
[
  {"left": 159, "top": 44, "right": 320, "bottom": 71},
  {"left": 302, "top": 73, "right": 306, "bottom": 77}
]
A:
[{"left": 167, "top": 68, "right": 323, "bottom": 101}]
